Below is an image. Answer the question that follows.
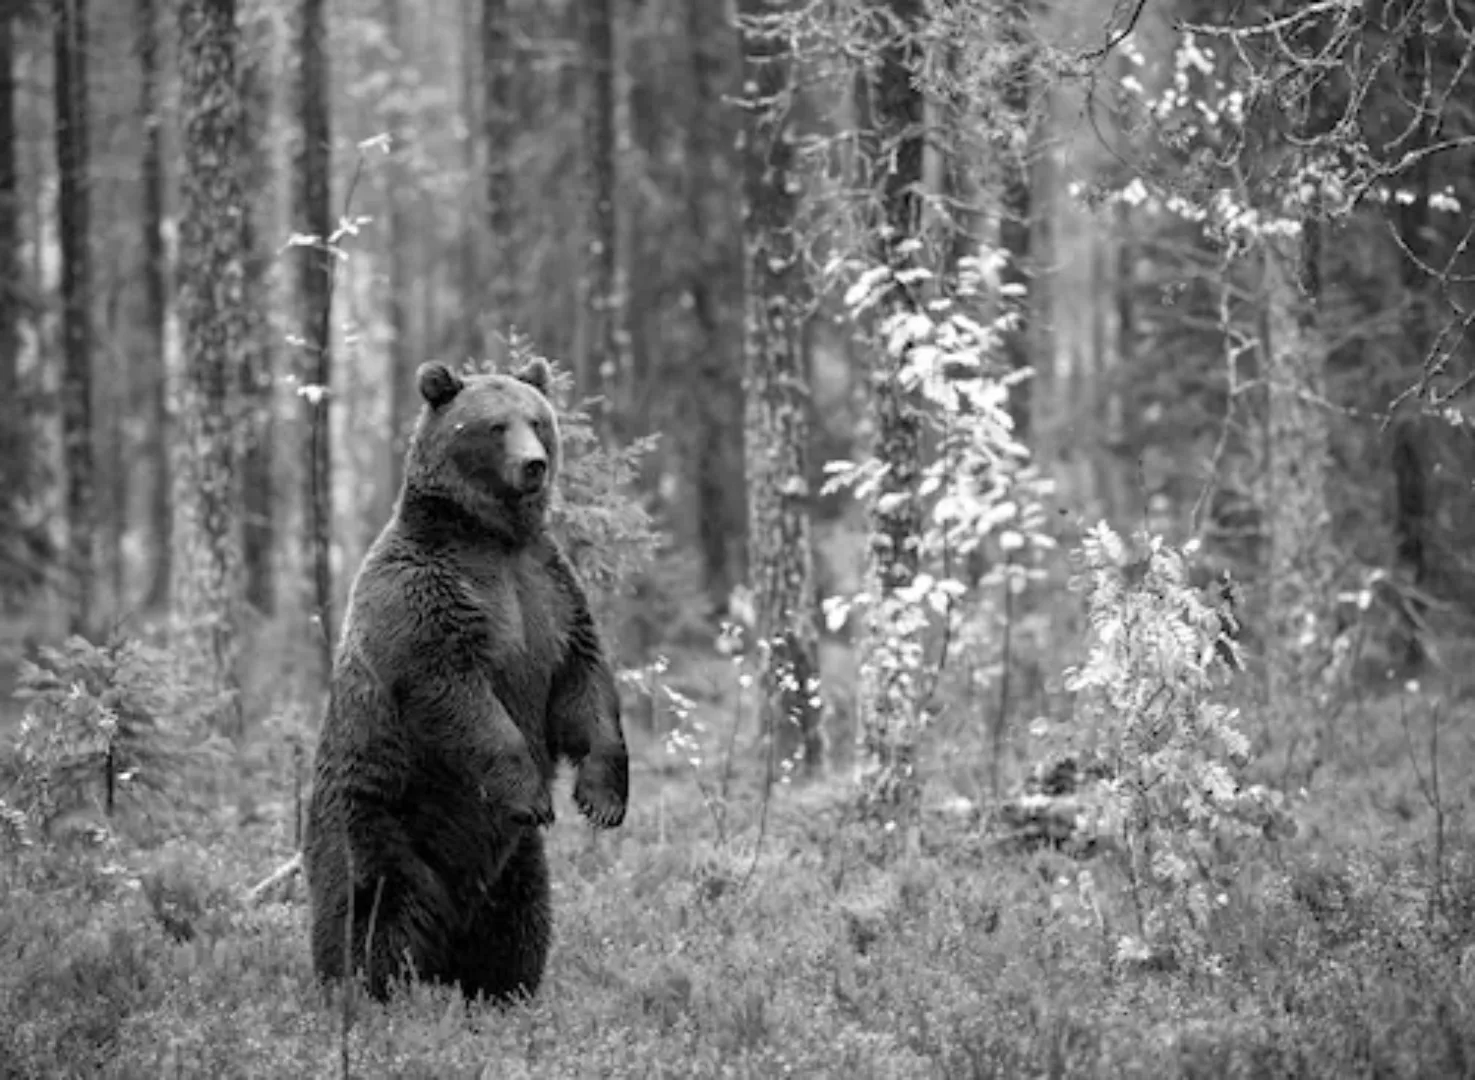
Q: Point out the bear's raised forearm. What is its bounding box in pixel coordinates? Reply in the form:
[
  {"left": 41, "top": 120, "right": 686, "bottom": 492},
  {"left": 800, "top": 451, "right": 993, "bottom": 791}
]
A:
[{"left": 542, "top": 547, "right": 628, "bottom": 828}]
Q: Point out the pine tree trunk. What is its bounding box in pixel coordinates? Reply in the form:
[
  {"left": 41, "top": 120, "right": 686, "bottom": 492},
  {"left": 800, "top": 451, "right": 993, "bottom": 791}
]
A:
[
  {"left": 483, "top": 0, "right": 514, "bottom": 335},
  {"left": 0, "top": 12, "right": 21, "bottom": 553},
  {"left": 138, "top": 0, "right": 171, "bottom": 612},
  {"left": 240, "top": 6, "right": 275, "bottom": 615},
  {"left": 687, "top": 0, "right": 743, "bottom": 614},
  {"left": 54, "top": 0, "right": 94, "bottom": 637},
  {"left": 295, "top": 0, "right": 333, "bottom": 687},
  {"left": 856, "top": 0, "right": 926, "bottom": 814},
  {"left": 738, "top": 0, "right": 823, "bottom": 779},
  {"left": 173, "top": 0, "right": 247, "bottom": 728},
  {"left": 581, "top": 0, "right": 626, "bottom": 438},
  {"left": 458, "top": 0, "right": 481, "bottom": 359},
  {"left": 384, "top": 0, "right": 411, "bottom": 502}
]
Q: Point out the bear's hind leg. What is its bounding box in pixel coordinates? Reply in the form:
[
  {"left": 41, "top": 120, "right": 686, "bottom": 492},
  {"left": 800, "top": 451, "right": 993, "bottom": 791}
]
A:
[
  {"left": 311, "top": 866, "right": 455, "bottom": 1002},
  {"left": 451, "top": 828, "right": 552, "bottom": 1004}
]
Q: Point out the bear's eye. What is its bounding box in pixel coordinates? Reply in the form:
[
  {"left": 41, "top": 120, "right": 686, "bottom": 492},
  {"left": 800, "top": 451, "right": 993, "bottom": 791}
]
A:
[{"left": 488, "top": 421, "right": 508, "bottom": 436}]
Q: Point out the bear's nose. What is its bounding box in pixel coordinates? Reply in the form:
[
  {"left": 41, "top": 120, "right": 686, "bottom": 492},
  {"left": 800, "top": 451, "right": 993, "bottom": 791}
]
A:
[{"left": 519, "top": 458, "right": 548, "bottom": 491}]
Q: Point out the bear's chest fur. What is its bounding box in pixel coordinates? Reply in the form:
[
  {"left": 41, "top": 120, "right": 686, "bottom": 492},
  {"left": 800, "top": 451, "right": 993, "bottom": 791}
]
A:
[{"left": 456, "top": 547, "right": 569, "bottom": 730}]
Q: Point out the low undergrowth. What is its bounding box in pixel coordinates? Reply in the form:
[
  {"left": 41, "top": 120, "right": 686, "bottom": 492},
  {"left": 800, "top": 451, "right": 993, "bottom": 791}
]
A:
[{"left": 3, "top": 711, "right": 1475, "bottom": 1080}]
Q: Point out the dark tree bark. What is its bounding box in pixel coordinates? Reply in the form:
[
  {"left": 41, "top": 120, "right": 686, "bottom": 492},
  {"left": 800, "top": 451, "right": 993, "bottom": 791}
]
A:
[
  {"left": 296, "top": 0, "right": 333, "bottom": 686},
  {"left": 240, "top": 5, "right": 275, "bottom": 614},
  {"left": 138, "top": 0, "right": 171, "bottom": 611},
  {"left": 1392, "top": 17, "right": 1434, "bottom": 670},
  {"left": 996, "top": 0, "right": 1034, "bottom": 444},
  {"left": 482, "top": 0, "right": 514, "bottom": 334},
  {"left": 1097, "top": 199, "right": 1131, "bottom": 519},
  {"left": 0, "top": 13, "right": 21, "bottom": 548},
  {"left": 687, "top": 0, "right": 744, "bottom": 614},
  {"left": 738, "top": 0, "right": 823, "bottom": 778},
  {"left": 174, "top": 0, "right": 247, "bottom": 726},
  {"left": 580, "top": 0, "right": 626, "bottom": 437},
  {"left": 856, "top": 0, "right": 926, "bottom": 812},
  {"left": 102, "top": 258, "right": 127, "bottom": 619},
  {"left": 940, "top": 39, "right": 979, "bottom": 286},
  {"left": 54, "top": 0, "right": 94, "bottom": 636}
]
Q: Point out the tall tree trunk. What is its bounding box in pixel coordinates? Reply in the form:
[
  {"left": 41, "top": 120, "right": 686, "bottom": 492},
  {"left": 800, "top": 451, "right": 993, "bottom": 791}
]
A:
[
  {"left": 856, "top": 0, "right": 926, "bottom": 815},
  {"left": 687, "top": 0, "right": 743, "bottom": 614},
  {"left": 296, "top": 0, "right": 333, "bottom": 689},
  {"left": 1082, "top": 199, "right": 1132, "bottom": 524},
  {"left": 996, "top": 0, "right": 1034, "bottom": 444},
  {"left": 240, "top": 5, "right": 275, "bottom": 614},
  {"left": 0, "top": 12, "right": 21, "bottom": 553},
  {"left": 55, "top": 0, "right": 94, "bottom": 637},
  {"left": 384, "top": 0, "right": 411, "bottom": 502},
  {"left": 738, "top": 0, "right": 823, "bottom": 779},
  {"left": 102, "top": 281, "right": 127, "bottom": 617},
  {"left": 483, "top": 0, "right": 514, "bottom": 337},
  {"left": 138, "top": 0, "right": 171, "bottom": 611},
  {"left": 174, "top": 0, "right": 247, "bottom": 728},
  {"left": 1263, "top": 219, "right": 1331, "bottom": 717},
  {"left": 580, "top": 0, "right": 626, "bottom": 438},
  {"left": 1263, "top": 54, "right": 1334, "bottom": 722},
  {"left": 1392, "top": 19, "right": 1434, "bottom": 670}
]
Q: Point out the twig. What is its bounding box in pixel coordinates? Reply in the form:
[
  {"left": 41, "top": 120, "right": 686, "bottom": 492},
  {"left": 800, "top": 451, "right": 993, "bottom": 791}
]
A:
[
  {"left": 244, "top": 852, "right": 302, "bottom": 905},
  {"left": 1078, "top": 0, "right": 1151, "bottom": 63},
  {"left": 1400, "top": 697, "right": 1449, "bottom": 921}
]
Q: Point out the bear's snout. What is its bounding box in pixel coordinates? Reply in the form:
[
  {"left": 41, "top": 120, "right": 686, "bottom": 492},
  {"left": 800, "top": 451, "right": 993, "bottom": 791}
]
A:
[{"left": 516, "top": 457, "right": 548, "bottom": 493}]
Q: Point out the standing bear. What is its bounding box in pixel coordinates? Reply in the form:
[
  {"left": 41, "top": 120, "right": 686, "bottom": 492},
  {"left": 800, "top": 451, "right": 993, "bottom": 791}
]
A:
[{"left": 303, "top": 357, "right": 629, "bottom": 1004}]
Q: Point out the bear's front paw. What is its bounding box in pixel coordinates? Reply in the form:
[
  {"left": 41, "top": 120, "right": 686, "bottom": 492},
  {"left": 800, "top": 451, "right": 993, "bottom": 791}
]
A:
[
  {"left": 572, "top": 750, "right": 628, "bottom": 829},
  {"left": 482, "top": 778, "right": 555, "bottom": 828},
  {"left": 512, "top": 786, "right": 556, "bottom": 828}
]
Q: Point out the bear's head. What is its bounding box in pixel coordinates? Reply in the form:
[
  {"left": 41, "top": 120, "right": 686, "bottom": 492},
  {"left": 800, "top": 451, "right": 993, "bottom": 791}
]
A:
[{"left": 402, "top": 358, "right": 561, "bottom": 544}]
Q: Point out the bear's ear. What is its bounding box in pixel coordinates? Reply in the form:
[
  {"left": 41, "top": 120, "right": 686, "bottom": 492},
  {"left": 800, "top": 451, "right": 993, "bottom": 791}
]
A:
[
  {"left": 513, "top": 357, "right": 551, "bottom": 395},
  {"left": 418, "top": 363, "right": 464, "bottom": 408}
]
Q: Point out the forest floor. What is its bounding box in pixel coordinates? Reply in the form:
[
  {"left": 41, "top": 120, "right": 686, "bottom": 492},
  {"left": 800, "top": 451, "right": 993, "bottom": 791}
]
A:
[{"left": 3, "top": 645, "right": 1475, "bottom": 1079}]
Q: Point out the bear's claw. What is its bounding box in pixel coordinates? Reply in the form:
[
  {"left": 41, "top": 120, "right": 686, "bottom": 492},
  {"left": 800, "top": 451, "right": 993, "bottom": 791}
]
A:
[
  {"left": 572, "top": 783, "right": 626, "bottom": 829},
  {"left": 572, "top": 753, "right": 628, "bottom": 829}
]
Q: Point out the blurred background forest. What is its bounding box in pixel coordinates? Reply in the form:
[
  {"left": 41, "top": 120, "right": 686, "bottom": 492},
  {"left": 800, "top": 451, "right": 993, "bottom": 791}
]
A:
[
  {"left": 0, "top": 0, "right": 1473, "bottom": 791},
  {"left": 6, "top": 0, "right": 1475, "bottom": 1074}
]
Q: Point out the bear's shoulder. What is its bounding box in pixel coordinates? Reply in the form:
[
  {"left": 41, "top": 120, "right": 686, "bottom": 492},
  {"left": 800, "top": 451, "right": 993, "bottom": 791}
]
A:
[{"left": 340, "top": 530, "right": 476, "bottom": 657}]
